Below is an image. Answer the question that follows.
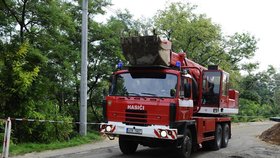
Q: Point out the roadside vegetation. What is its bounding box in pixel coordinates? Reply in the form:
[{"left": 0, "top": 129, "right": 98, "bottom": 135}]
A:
[
  {"left": 0, "top": 131, "right": 101, "bottom": 156},
  {"left": 0, "top": 0, "right": 279, "bottom": 155},
  {"left": 232, "top": 66, "right": 280, "bottom": 122}
]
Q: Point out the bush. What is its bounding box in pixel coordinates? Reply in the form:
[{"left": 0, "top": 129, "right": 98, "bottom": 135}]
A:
[
  {"left": 239, "top": 98, "right": 273, "bottom": 116},
  {"left": 0, "top": 121, "right": 5, "bottom": 151},
  {"left": 232, "top": 98, "right": 273, "bottom": 122},
  {"left": 12, "top": 101, "right": 74, "bottom": 143}
]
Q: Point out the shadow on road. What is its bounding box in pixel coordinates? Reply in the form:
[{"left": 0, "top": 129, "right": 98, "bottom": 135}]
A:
[{"left": 105, "top": 147, "right": 216, "bottom": 158}]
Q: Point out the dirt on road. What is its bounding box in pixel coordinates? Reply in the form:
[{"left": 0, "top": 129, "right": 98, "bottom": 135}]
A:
[
  {"left": 260, "top": 123, "right": 280, "bottom": 145},
  {"left": 12, "top": 121, "right": 280, "bottom": 158}
]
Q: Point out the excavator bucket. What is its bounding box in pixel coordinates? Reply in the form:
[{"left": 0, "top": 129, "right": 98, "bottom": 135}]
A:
[{"left": 121, "top": 35, "right": 172, "bottom": 66}]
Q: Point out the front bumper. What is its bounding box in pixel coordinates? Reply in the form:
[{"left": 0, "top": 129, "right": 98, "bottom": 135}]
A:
[{"left": 100, "top": 121, "right": 178, "bottom": 140}]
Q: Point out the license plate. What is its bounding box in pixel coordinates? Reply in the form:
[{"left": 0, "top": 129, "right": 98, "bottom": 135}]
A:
[{"left": 126, "top": 128, "right": 142, "bottom": 135}]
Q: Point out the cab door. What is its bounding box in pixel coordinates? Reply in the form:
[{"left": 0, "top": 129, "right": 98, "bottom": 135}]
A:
[
  {"left": 201, "top": 70, "right": 222, "bottom": 107},
  {"left": 177, "top": 74, "right": 193, "bottom": 120}
]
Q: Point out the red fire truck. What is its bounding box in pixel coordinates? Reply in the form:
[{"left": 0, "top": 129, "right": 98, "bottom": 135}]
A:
[{"left": 100, "top": 35, "right": 239, "bottom": 158}]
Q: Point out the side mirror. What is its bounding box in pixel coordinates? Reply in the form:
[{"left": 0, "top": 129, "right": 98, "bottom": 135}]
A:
[
  {"left": 170, "top": 89, "right": 176, "bottom": 97},
  {"left": 108, "top": 75, "right": 114, "bottom": 95},
  {"left": 109, "top": 75, "right": 113, "bottom": 83},
  {"left": 103, "top": 88, "right": 108, "bottom": 99},
  {"left": 184, "top": 83, "right": 191, "bottom": 98}
]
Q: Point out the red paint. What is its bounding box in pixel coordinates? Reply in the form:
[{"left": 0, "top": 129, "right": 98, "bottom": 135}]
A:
[
  {"left": 107, "top": 96, "right": 174, "bottom": 126},
  {"left": 154, "top": 129, "right": 161, "bottom": 138}
]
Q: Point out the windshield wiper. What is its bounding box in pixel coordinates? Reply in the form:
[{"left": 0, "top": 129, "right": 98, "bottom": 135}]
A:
[{"left": 141, "top": 92, "right": 158, "bottom": 97}]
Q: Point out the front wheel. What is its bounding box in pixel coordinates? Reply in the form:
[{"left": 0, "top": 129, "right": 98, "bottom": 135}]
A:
[
  {"left": 119, "top": 135, "right": 138, "bottom": 155},
  {"left": 179, "top": 129, "right": 192, "bottom": 158}
]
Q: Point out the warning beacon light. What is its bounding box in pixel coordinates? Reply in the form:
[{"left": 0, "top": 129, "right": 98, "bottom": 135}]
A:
[
  {"left": 176, "top": 61, "right": 181, "bottom": 68},
  {"left": 117, "top": 61, "right": 123, "bottom": 69}
]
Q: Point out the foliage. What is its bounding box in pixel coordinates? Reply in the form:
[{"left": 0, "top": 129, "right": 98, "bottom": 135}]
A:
[
  {"left": 0, "top": 42, "right": 44, "bottom": 117},
  {"left": 273, "top": 89, "right": 280, "bottom": 115},
  {"left": 154, "top": 2, "right": 257, "bottom": 72},
  {"left": 3, "top": 132, "right": 101, "bottom": 156},
  {"left": 0, "top": 120, "right": 4, "bottom": 145},
  {"left": 0, "top": 0, "right": 112, "bottom": 143},
  {"left": 12, "top": 101, "right": 74, "bottom": 143},
  {"left": 235, "top": 65, "right": 280, "bottom": 122},
  {"left": 238, "top": 98, "right": 272, "bottom": 117},
  {"left": 154, "top": 3, "right": 222, "bottom": 65}
]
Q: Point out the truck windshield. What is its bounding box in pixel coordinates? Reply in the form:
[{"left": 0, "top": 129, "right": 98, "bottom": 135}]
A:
[{"left": 111, "top": 72, "right": 177, "bottom": 98}]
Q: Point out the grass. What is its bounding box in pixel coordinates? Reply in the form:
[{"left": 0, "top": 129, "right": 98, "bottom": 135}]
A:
[
  {"left": 1, "top": 131, "right": 102, "bottom": 156},
  {"left": 231, "top": 115, "right": 270, "bottom": 123}
]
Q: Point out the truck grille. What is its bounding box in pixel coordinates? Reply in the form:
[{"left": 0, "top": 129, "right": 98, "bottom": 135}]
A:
[{"left": 125, "top": 109, "right": 148, "bottom": 126}]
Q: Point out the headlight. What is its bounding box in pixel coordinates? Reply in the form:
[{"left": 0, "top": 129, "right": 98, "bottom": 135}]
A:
[
  {"left": 106, "top": 125, "right": 112, "bottom": 132},
  {"left": 160, "top": 130, "right": 167, "bottom": 137}
]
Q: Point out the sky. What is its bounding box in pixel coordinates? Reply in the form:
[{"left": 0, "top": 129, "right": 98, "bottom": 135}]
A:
[{"left": 102, "top": 0, "right": 280, "bottom": 71}]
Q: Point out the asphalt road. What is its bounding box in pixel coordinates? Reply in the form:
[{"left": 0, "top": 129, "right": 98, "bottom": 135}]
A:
[{"left": 13, "top": 121, "right": 280, "bottom": 158}]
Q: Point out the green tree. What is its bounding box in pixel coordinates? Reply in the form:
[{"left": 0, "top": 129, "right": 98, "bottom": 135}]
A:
[
  {"left": 238, "top": 65, "right": 280, "bottom": 119},
  {"left": 273, "top": 88, "right": 280, "bottom": 116},
  {"left": 0, "top": 0, "right": 114, "bottom": 142},
  {"left": 223, "top": 33, "right": 258, "bottom": 69},
  {"left": 154, "top": 2, "right": 222, "bottom": 65},
  {"left": 154, "top": 2, "right": 257, "bottom": 73},
  {"left": 0, "top": 42, "right": 43, "bottom": 117}
]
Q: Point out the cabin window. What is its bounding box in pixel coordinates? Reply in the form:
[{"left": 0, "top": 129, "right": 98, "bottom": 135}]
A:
[
  {"left": 222, "top": 72, "right": 229, "bottom": 96},
  {"left": 202, "top": 71, "right": 221, "bottom": 105}
]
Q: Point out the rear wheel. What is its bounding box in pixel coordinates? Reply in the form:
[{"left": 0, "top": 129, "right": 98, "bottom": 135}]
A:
[
  {"left": 221, "top": 123, "right": 230, "bottom": 148},
  {"left": 209, "top": 124, "right": 222, "bottom": 150},
  {"left": 179, "top": 129, "right": 192, "bottom": 158},
  {"left": 119, "top": 135, "right": 138, "bottom": 155}
]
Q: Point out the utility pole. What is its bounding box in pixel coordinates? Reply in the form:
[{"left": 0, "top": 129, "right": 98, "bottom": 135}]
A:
[{"left": 80, "top": 0, "right": 88, "bottom": 136}]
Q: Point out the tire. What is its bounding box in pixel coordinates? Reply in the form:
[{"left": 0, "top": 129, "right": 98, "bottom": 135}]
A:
[
  {"left": 221, "top": 123, "right": 230, "bottom": 148},
  {"left": 119, "top": 135, "right": 138, "bottom": 155},
  {"left": 210, "top": 124, "right": 222, "bottom": 150},
  {"left": 179, "top": 129, "right": 192, "bottom": 158}
]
